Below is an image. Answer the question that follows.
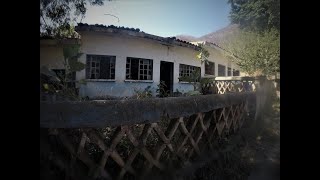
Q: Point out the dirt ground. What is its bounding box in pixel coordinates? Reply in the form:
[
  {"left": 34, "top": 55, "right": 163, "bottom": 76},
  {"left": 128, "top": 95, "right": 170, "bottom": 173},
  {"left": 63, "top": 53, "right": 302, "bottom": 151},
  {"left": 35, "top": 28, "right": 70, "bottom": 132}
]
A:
[
  {"left": 247, "top": 100, "right": 280, "bottom": 180},
  {"left": 182, "top": 98, "right": 280, "bottom": 180}
]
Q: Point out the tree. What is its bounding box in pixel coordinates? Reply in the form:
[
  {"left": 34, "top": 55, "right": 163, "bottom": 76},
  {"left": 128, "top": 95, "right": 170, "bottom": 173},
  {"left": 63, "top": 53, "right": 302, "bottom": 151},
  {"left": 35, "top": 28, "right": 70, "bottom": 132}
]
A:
[
  {"left": 228, "top": 0, "right": 280, "bottom": 32},
  {"left": 41, "top": 44, "right": 86, "bottom": 100},
  {"left": 40, "top": 0, "right": 108, "bottom": 38},
  {"left": 221, "top": 28, "right": 279, "bottom": 76},
  {"left": 224, "top": 0, "right": 280, "bottom": 76},
  {"left": 196, "top": 44, "right": 210, "bottom": 64}
]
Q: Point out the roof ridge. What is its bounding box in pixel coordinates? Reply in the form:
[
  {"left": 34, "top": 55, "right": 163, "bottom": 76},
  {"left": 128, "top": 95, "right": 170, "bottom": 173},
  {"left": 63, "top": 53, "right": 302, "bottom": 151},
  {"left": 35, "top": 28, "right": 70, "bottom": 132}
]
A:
[{"left": 75, "top": 23, "right": 200, "bottom": 50}]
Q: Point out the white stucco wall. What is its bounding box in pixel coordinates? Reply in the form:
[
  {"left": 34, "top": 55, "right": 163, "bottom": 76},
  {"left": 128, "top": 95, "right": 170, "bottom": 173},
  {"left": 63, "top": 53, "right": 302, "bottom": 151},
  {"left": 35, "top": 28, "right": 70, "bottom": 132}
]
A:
[
  {"left": 191, "top": 41, "right": 241, "bottom": 77},
  {"left": 77, "top": 32, "right": 201, "bottom": 97},
  {"left": 205, "top": 45, "right": 239, "bottom": 77},
  {"left": 40, "top": 32, "right": 202, "bottom": 98}
]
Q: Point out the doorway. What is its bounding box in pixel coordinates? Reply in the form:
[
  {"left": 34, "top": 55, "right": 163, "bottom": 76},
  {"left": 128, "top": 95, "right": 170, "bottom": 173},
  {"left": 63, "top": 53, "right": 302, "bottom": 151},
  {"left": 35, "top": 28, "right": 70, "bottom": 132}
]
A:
[{"left": 160, "top": 61, "right": 174, "bottom": 95}]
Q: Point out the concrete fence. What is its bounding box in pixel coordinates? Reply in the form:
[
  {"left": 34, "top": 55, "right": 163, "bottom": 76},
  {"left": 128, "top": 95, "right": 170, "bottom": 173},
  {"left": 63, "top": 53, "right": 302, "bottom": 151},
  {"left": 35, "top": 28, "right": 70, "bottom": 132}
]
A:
[{"left": 40, "top": 76, "right": 279, "bottom": 180}]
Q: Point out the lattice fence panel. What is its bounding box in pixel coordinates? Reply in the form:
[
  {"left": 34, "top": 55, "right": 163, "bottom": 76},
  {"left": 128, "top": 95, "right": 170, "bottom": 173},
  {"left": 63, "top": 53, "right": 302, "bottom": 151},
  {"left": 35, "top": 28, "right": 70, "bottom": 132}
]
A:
[
  {"left": 215, "top": 80, "right": 256, "bottom": 94},
  {"left": 42, "top": 101, "right": 248, "bottom": 180}
]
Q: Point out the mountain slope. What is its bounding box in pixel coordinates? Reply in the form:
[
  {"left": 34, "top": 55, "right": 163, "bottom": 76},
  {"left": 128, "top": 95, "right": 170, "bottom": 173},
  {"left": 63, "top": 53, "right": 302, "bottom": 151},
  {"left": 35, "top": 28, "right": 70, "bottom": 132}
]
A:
[
  {"left": 174, "top": 35, "right": 198, "bottom": 42},
  {"left": 176, "top": 24, "right": 239, "bottom": 45}
]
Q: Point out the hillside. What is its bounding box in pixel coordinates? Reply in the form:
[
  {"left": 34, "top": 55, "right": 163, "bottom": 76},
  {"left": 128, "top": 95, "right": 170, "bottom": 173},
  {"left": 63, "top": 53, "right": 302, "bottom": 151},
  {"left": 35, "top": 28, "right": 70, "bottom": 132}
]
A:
[{"left": 176, "top": 24, "right": 239, "bottom": 45}]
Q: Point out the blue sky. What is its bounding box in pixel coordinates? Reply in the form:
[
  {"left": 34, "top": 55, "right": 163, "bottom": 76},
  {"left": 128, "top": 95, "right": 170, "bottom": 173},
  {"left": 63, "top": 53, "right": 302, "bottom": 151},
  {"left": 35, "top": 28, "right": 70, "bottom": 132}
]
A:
[{"left": 81, "top": 0, "right": 231, "bottom": 37}]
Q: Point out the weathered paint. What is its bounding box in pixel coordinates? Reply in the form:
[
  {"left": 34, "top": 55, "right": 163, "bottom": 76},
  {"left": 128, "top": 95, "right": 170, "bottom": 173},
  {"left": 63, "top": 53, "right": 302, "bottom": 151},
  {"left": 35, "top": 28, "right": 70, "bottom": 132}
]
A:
[
  {"left": 40, "top": 92, "right": 255, "bottom": 128},
  {"left": 40, "top": 32, "right": 202, "bottom": 98},
  {"left": 77, "top": 32, "right": 201, "bottom": 97},
  {"left": 40, "top": 33, "right": 241, "bottom": 98},
  {"left": 191, "top": 41, "right": 241, "bottom": 77}
]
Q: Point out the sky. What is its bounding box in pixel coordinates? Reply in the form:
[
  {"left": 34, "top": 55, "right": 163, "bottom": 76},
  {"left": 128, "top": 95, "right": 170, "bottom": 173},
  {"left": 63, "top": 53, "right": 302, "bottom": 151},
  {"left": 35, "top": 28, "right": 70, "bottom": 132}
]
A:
[{"left": 81, "top": 0, "right": 231, "bottom": 37}]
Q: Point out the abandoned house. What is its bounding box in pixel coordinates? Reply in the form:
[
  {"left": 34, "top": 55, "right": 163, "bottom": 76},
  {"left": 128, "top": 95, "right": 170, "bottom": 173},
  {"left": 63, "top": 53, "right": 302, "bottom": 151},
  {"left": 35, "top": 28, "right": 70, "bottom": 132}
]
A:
[
  {"left": 40, "top": 23, "right": 241, "bottom": 98},
  {"left": 192, "top": 41, "right": 242, "bottom": 77}
]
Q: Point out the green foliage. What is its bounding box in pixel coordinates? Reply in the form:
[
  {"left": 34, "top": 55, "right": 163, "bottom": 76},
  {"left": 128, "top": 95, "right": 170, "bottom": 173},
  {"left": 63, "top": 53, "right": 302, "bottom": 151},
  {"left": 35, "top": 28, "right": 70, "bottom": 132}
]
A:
[
  {"left": 228, "top": 0, "right": 280, "bottom": 32},
  {"left": 226, "top": 0, "right": 280, "bottom": 76},
  {"left": 68, "top": 57, "right": 85, "bottom": 72},
  {"left": 63, "top": 44, "right": 85, "bottom": 74},
  {"left": 63, "top": 44, "right": 81, "bottom": 59},
  {"left": 196, "top": 44, "right": 210, "bottom": 63},
  {"left": 50, "top": 24, "right": 79, "bottom": 39},
  {"left": 40, "top": 0, "right": 107, "bottom": 37},
  {"left": 178, "top": 68, "right": 201, "bottom": 91},
  {"left": 222, "top": 29, "right": 279, "bottom": 76},
  {"left": 200, "top": 77, "right": 215, "bottom": 95},
  {"left": 63, "top": 45, "right": 85, "bottom": 72},
  {"left": 134, "top": 86, "right": 153, "bottom": 99},
  {"left": 156, "top": 81, "right": 170, "bottom": 98},
  {"left": 41, "top": 44, "right": 86, "bottom": 100}
]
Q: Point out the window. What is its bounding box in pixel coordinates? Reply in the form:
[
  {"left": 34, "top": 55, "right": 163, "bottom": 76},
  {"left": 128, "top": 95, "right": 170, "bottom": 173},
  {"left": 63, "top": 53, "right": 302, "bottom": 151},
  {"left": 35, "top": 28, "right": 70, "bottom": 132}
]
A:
[
  {"left": 228, "top": 67, "right": 232, "bottom": 76},
  {"left": 233, "top": 69, "right": 240, "bottom": 76},
  {"left": 86, "top": 55, "right": 115, "bottom": 79},
  {"left": 205, "top": 61, "right": 215, "bottom": 75},
  {"left": 126, "top": 57, "right": 153, "bottom": 80},
  {"left": 179, "top": 64, "right": 201, "bottom": 81},
  {"left": 218, "top": 64, "right": 226, "bottom": 76}
]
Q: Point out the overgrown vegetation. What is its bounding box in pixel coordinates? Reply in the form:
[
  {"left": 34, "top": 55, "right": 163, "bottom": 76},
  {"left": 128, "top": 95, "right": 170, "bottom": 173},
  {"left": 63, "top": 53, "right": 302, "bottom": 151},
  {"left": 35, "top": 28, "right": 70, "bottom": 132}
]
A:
[
  {"left": 179, "top": 68, "right": 215, "bottom": 95},
  {"left": 178, "top": 46, "right": 215, "bottom": 96},
  {"left": 176, "top": 101, "right": 279, "bottom": 180},
  {"left": 184, "top": 140, "right": 254, "bottom": 180},
  {"left": 134, "top": 86, "right": 153, "bottom": 99},
  {"left": 222, "top": 0, "right": 280, "bottom": 76},
  {"left": 196, "top": 44, "right": 210, "bottom": 64},
  {"left": 200, "top": 77, "right": 215, "bottom": 95},
  {"left": 184, "top": 93, "right": 280, "bottom": 180},
  {"left": 179, "top": 68, "right": 202, "bottom": 92},
  {"left": 40, "top": 0, "right": 109, "bottom": 38},
  {"left": 156, "top": 81, "right": 170, "bottom": 98},
  {"left": 221, "top": 29, "right": 279, "bottom": 76},
  {"left": 40, "top": 44, "right": 86, "bottom": 100},
  {"left": 228, "top": 0, "right": 280, "bottom": 32}
]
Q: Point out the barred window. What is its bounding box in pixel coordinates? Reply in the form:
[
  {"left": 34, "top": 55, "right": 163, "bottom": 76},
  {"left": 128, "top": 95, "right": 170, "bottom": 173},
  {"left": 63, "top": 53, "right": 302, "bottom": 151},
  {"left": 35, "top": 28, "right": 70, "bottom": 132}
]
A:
[
  {"left": 86, "top": 55, "right": 116, "bottom": 79},
  {"left": 218, "top": 64, "right": 226, "bottom": 76},
  {"left": 205, "top": 61, "right": 215, "bottom": 75},
  {"left": 179, "top": 64, "right": 201, "bottom": 81},
  {"left": 126, "top": 57, "right": 153, "bottom": 80}
]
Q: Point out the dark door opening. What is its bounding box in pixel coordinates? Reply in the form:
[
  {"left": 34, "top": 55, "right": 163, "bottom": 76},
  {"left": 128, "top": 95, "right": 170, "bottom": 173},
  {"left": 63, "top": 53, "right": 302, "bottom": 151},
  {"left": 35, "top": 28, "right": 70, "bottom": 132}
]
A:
[{"left": 160, "top": 61, "right": 174, "bottom": 95}]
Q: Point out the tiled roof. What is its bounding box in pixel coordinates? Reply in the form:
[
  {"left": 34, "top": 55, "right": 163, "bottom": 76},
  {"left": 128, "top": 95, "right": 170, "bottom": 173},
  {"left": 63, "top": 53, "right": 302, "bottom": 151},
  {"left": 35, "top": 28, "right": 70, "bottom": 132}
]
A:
[{"left": 75, "top": 23, "right": 201, "bottom": 51}]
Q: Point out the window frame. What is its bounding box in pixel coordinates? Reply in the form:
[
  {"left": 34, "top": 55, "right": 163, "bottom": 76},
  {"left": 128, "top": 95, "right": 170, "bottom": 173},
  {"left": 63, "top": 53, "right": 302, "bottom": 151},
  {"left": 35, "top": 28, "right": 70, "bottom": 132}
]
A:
[
  {"left": 86, "top": 54, "right": 116, "bottom": 80},
  {"left": 205, "top": 61, "right": 215, "bottom": 76},
  {"left": 218, "top": 64, "right": 226, "bottom": 76},
  {"left": 179, "top": 64, "right": 201, "bottom": 82},
  {"left": 126, "top": 57, "right": 153, "bottom": 81}
]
